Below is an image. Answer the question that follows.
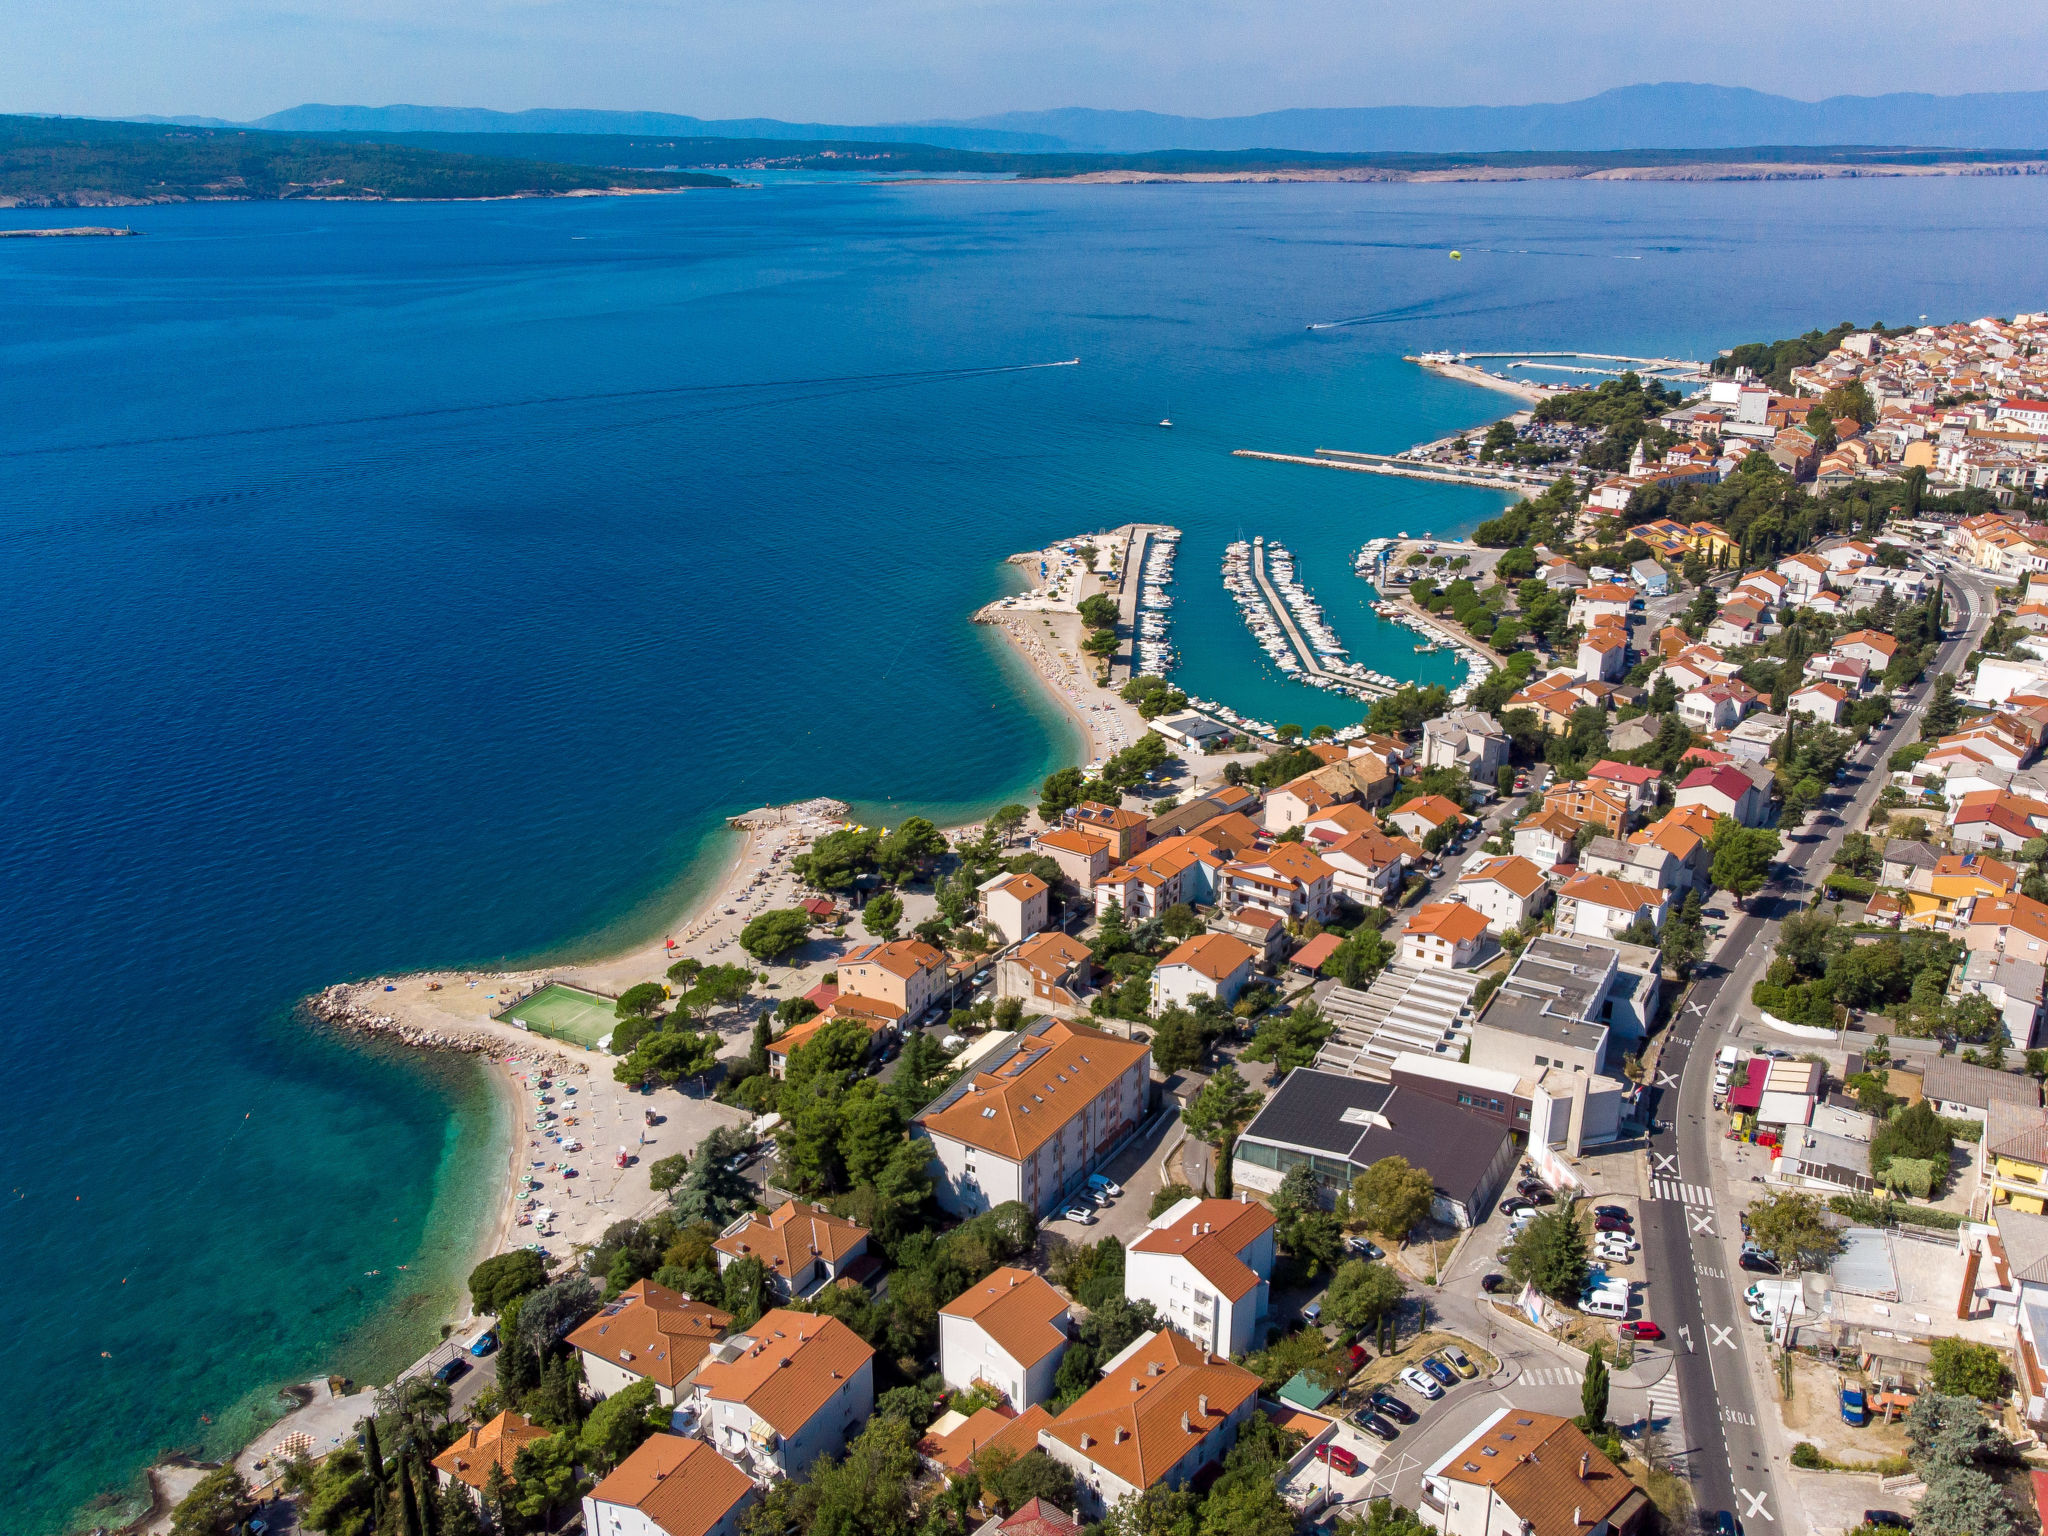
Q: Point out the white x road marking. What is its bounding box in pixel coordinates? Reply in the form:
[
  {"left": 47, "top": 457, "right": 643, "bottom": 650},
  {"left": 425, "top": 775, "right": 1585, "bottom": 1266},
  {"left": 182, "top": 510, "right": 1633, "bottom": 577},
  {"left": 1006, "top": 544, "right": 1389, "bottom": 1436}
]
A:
[
  {"left": 1685, "top": 999, "right": 1706, "bottom": 1014},
  {"left": 1689, "top": 1210, "right": 1716, "bottom": 1236},
  {"left": 1741, "top": 1490, "right": 1774, "bottom": 1522},
  {"left": 1656, "top": 1071, "right": 1678, "bottom": 1088},
  {"left": 1710, "top": 1324, "right": 1735, "bottom": 1350},
  {"left": 1653, "top": 1153, "right": 1678, "bottom": 1174}
]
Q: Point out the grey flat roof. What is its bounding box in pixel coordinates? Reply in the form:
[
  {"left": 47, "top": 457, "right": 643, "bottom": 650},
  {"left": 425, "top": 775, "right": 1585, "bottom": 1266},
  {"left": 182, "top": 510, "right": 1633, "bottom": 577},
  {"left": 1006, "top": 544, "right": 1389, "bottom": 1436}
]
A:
[
  {"left": 1239, "top": 1068, "right": 1393, "bottom": 1160},
  {"left": 1357, "top": 1112, "right": 1514, "bottom": 1209},
  {"left": 1484, "top": 935, "right": 1618, "bottom": 1051},
  {"left": 1831, "top": 1227, "right": 1900, "bottom": 1301},
  {"left": 1919, "top": 1056, "right": 2040, "bottom": 1110}
]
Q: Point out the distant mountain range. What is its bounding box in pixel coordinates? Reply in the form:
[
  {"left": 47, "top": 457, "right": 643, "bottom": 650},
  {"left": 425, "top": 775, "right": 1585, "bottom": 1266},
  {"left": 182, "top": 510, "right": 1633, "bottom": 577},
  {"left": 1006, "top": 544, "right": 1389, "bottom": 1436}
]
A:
[{"left": 133, "top": 84, "right": 2048, "bottom": 153}]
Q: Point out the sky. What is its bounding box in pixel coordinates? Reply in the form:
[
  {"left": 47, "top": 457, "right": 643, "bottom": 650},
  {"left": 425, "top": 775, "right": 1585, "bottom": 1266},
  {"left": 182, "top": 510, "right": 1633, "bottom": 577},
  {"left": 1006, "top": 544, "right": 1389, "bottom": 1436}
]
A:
[{"left": 5, "top": 0, "right": 2044, "bottom": 124}]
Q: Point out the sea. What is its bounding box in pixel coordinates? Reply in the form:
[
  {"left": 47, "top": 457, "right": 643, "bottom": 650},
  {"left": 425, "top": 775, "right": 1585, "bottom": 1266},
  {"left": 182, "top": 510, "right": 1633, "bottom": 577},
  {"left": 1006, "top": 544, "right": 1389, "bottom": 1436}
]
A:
[{"left": 8, "top": 173, "right": 2048, "bottom": 1532}]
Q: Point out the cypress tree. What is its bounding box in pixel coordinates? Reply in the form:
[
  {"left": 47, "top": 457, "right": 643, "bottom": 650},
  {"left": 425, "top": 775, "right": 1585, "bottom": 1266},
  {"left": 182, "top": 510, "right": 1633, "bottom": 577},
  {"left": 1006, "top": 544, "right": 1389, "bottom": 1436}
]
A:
[
  {"left": 416, "top": 1451, "right": 440, "bottom": 1536},
  {"left": 361, "top": 1415, "right": 385, "bottom": 1485},
  {"left": 398, "top": 1449, "right": 425, "bottom": 1536},
  {"left": 1581, "top": 1342, "right": 1610, "bottom": 1432}
]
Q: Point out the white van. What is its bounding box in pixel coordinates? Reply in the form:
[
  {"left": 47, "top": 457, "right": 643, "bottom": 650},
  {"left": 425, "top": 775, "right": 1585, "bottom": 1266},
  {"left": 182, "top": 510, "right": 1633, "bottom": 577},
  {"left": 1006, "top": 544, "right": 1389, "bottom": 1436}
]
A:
[{"left": 1580, "top": 1285, "right": 1630, "bottom": 1320}]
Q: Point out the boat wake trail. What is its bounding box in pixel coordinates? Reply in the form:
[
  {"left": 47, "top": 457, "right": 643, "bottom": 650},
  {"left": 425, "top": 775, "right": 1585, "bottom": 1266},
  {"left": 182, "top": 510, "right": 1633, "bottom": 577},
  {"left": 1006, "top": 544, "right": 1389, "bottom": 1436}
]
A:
[
  {"left": 1304, "top": 297, "right": 1544, "bottom": 332},
  {"left": 0, "top": 358, "right": 1082, "bottom": 460}
]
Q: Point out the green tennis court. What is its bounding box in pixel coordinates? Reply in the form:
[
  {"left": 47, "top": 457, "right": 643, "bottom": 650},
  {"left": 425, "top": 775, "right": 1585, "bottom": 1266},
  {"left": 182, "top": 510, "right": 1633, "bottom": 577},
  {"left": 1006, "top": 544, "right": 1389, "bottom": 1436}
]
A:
[{"left": 503, "top": 983, "right": 618, "bottom": 1050}]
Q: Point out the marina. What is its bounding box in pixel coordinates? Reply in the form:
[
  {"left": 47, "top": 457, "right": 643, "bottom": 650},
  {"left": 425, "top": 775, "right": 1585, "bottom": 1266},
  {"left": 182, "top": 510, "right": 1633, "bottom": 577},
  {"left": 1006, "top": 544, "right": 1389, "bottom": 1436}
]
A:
[
  {"left": 1222, "top": 536, "right": 1400, "bottom": 700},
  {"left": 1134, "top": 527, "right": 1180, "bottom": 676}
]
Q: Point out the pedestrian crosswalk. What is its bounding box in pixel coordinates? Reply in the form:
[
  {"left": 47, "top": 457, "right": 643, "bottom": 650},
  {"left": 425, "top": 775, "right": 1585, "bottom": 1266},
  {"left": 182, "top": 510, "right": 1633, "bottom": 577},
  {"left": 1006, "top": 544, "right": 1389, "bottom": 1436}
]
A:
[
  {"left": 1651, "top": 1178, "right": 1714, "bottom": 1206},
  {"left": 1646, "top": 1373, "right": 1685, "bottom": 1444},
  {"left": 1521, "top": 1365, "right": 1585, "bottom": 1386}
]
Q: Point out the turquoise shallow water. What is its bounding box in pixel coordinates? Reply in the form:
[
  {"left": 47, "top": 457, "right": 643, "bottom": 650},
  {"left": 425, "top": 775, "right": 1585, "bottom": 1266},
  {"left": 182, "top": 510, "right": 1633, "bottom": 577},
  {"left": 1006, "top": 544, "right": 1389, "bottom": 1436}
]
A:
[{"left": 9, "top": 176, "right": 2048, "bottom": 1532}]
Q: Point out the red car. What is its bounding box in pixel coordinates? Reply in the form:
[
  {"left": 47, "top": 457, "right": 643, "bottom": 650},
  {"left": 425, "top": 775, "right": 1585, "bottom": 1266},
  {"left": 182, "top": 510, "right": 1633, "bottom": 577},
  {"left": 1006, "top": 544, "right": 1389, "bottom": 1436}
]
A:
[
  {"left": 1619, "top": 1321, "right": 1664, "bottom": 1341},
  {"left": 1316, "top": 1444, "right": 1360, "bottom": 1475},
  {"left": 1347, "top": 1343, "right": 1370, "bottom": 1373}
]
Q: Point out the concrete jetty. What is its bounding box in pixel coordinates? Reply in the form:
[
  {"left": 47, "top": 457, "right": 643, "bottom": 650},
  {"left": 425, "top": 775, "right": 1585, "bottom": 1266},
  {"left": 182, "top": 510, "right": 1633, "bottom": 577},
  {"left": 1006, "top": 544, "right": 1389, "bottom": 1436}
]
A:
[
  {"left": 1233, "top": 447, "right": 1547, "bottom": 495},
  {"left": 1248, "top": 538, "right": 1394, "bottom": 701}
]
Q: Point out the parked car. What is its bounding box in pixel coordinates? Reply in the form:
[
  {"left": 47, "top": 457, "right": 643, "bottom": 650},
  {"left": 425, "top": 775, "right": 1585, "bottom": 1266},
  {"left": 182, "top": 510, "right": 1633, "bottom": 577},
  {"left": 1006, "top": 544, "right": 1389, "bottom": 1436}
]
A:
[
  {"left": 1303, "top": 1301, "right": 1323, "bottom": 1324},
  {"left": 1747, "top": 1298, "right": 1773, "bottom": 1324},
  {"left": 1711, "top": 1513, "right": 1742, "bottom": 1536},
  {"left": 1421, "top": 1356, "right": 1457, "bottom": 1386},
  {"left": 1595, "top": 1242, "right": 1635, "bottom": 1266},
  {"left": 1594, "top": 1215, "right": 1633, "bottom": 1235},
  {"left": 1598, "top": 1230, "right": 1640, "bottom": 1251},
  {"left": 1499, "top": 1197, "right": 1534, "bottom": 1217},
  {"left": 1618, "top": 1320, "right": 1664, "bottom": 1340},
  {"left": 1354, "top": 1412, "right": 1399, "bottom": 1442},
  {"left": 433, "top": 1357, "right": 469, "bottom": 1386},
  {"left": 1369, "top": 1389, "right": 1417, "bottom": 1423},
  {"left": 469, "top": 1330, "right": 499, "bottom": 1357},
  {"left": 1441, "top": 1345, "right": 1478, "bottom": 1379},
  {"left": 1400, "top": 1366, "right": 1444, "bottom": 1400},
  {"left": 1088, "top": 1174, "right": 1123, "bottom": 1196},
  {"left": 1862, "top": 1513, "right": 1909, "bottom": 1529},
  {"left": 1346, "top": 1236, "right": 1385, "bottom": 1259},
  {"left": 1065, "top": 1206, "right": 1097, "bottom": 1225},
  {"left": 1347, "top": 1343, "right": 1371, "bottom": 1374},
  {"left": 1593, "top": 1205, "right": 1630, "bottom": 1221},
  {"left": 1739, "top": 1251, "right": 1781, "bottom": 1275},
  {"left": 1087, "top": 1186, "right": 1114, "bottom": 1207},
  {"left": 1480, "top": 1273, "right": 1507, "bottom": 1294},
  {"left": 1316, "top": 1443, "right": 1361, "bottom": 1474}
]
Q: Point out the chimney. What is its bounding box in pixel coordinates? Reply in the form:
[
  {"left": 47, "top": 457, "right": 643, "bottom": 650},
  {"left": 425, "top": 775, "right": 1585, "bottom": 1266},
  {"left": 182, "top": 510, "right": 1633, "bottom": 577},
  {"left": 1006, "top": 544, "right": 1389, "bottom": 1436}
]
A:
[
  {"left": 1115, "top": 1426, "right": 1128, "bottom": 1443},
  {"left": 1181, "top": 1412, "right": 1192, "bottom": 1432},
  {"left": 1199, "top": 1394, "right": 1210, "bottom": 1417},
  {"left": 1574, "top": 1510, "right": 1582, "bottom": 1529},
  {"left": 1579, "top": 1453, "right": 1590, "bottom": 1481},
  {"left": 1080, "top": 1433, "right": 1094, "bottom": 1449},
  {"left": 1131, "top": 1377, "right": 1141, "bottom": 1391}
]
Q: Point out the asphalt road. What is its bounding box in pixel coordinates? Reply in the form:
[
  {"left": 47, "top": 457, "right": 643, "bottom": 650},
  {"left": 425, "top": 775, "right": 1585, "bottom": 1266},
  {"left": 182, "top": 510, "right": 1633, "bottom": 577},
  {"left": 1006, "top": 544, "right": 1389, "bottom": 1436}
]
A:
[{"left": 1635, "top": 567, "right": 1995, "bottom": 1533}]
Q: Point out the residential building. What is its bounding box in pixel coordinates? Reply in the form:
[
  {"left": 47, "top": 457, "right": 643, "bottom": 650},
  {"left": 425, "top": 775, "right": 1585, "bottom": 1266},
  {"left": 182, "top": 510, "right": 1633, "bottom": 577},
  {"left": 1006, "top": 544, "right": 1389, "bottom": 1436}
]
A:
[
  {"left": 1955, "top": 950, "right": 2048, "bottom": 1048},
  {"left": 970, "top": 1500, "right": 1081, "bottom": 1536},
  {"left": 1577, "top": 628, "right": 1627, "bottom": 682},
  {"left": 1881, "top": 838, "right": 1942, "bottom": 889},
  {"left": 1230, "top": 1067, "right": 1519, "bottom": 1225},
  {"left": 582, "top": 1435, "right": 758, "bottom": 1536},
  {"left": 1917, "top": 1056, "right": 2042, "bottom": 1122},
  {"left": 1400, "top": 902, "right": 1492, "bottom": 970},
  {"left": 569, "top": 1281, "right": 736, "bottom": 1407},
  {"left": 1455, "top": 856, "right": 1551, "bottom": 934},
  {"left": 997, "top": 932, "right": 1096, "bottom": 1020},
  {"left": 1513, "top": 806, "right": 1582, "bottom": 871},
  {"left": 1834, "top": 630, "right": 1900, "bottom": 672},
  {"left": 1206, "top": 904, "right": 1289, "bottom": 964},
  {"left": 433, "top": 1412, "right": 550, "bottom": 1501},
  {"left": 1219, "top": 842, "right": 1335, "bottom": 924},
  {"left": 1554, "top": 873, "right": 1666, "bottom": 940},
  {"left": 1982, "top": 1100, "right": 2048, "bottom": 1214},
  {"left": 1422, "top": 710, "right": 1510, "bottom": 780},
  {"left": 1675, "top": 764, "right": 1768, "bottom": 827},
  {"left": 713, "top": 1202, "right": 872, "bottom": 1301},
  {"left": 691, "top": 1310, "right": 877, "bottom": 1480},
  {"left": 1387, "top": 795, "right": 1467, "bottom": 844},
  {"left": 1125, "top": 1195, "right": 1278, "bottom": 1357},
  {"left": 838, "top": 939, "right": 949, "bottom": 1024},
  {"left": 913, "top": 1019, "right": 1153, "bottom": 1217},
  {"left": 1036, "top": 1329, "right": 1263, "bottom": 1520},
  {"left": 1678, "top": 679, "right": 1759, "bottom": 732},
  {"left": 1790, "top": 681, "right": 1848, "bottom": 725},
  {"left": 1629, "top": 559, "right": 1669, "bottom": 595},
  {"left": 1419, "top": 1409, "right": 1649, "bottom": 1536},
  {"left": 765, "top": 1002, "right": 896, "bottom": 1078},
  {"left": 1033, "top": 827, "right": 1116, "bottom": 892},
  {"left": 1094, "top": 834, "right": 1231, "bottom": 921},
  {"left": 1568, "top": 583, "right": 1636, "bottom": 629},
  {"left": 940, "top": 1267, "right": 1073, "bottom": 1409},
  {"left": 1150, "top": 933, "right": 1259, "bottom": 1013},
  {"left": 1064, "top": 803, "right": 1151, "bottom": 861},
  {"left": 1587, "top": 761, "right": 1660, "bottom": 815},
  {"left": 978, "top": 872, "right": 1049, "bottom": 946},
  {"left": 1318, "top": 827, "right": 1411, "bottom": 907},
  {"left": 1545, "top": 779, "right": 1632, "bottom": 836}
]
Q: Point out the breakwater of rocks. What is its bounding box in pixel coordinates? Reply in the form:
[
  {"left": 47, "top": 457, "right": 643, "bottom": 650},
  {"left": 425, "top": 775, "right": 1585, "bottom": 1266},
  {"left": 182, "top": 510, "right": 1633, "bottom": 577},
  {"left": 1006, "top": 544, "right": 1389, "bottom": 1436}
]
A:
[{"left": 304, "top": 984, "right": 498, "bottom": 1056}]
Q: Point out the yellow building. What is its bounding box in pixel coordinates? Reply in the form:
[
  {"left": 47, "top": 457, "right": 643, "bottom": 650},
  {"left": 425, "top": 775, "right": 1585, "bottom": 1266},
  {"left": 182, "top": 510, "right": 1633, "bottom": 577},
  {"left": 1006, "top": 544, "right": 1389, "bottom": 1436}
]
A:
[
  {"left": 1984, "top": 1100, "right": 2048, "bottom": 1214},
  {"left": 1686, "top": 522, "right": 1739, "bottom": 563},
  {"left": 1904, "top": 854, "right": 2020, "bottom": 928}
]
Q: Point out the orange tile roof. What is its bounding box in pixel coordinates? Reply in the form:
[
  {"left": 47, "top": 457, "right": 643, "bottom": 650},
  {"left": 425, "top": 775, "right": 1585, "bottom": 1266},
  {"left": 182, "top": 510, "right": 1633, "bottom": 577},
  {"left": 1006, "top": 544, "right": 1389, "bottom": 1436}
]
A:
[
  {"left": 1323, "top": 827, "right": 1407, "bottom": 871},
  {"left": 1303, "top": 802, "right": 1382, "bottom": 838},
  {"left": 693, "top": 1309, "right": 876, "bottom": 1438},
  {"left": 941, "top": 1267, "right": 1072, "bottom": 1368},
  {"left": 585, "top": 1434, "right": 756, "bottom": 1536},
  {"left": 1405, "top": 901, "right": 1492, "bottom": 944},
  {"left": 713, "top": 1200, "right": 869, "bottom": 1278},
  {"left": 566, "top": 1280, "right": 735, "bottom": 1391},
  {"left": 916, "top": 1019, "right": 1149, "bottom": 1161},
  {"left": 1013, "top": 931, "right": 1092, "bottom": 977},
  {"left": 1518, "top": 806, "right": 1582, "bottom": 839},
  {"left": 923, "top": 1404, "right": 1057, "bottom": 1473},
  {"left": 1392, "top": 794, "right": 1464, "bottom": 828},
  {"left": 1129, "top": 1197, "right": 1276, "bottom": 1301},
  {"left": 988, "top": 872, "right": 1049, "bottom": 900},
  {"left": 1185, "top": 811, "right": 1262, "bottom": 856},
  {"left": 1157, "top": 932, "right": 1258, "bottom": 981},
  {"left": 1036, "top": 827, "right": 1115, "bottom": 858},
  {"left": 1933, "top": 854, "right": 2019, "bottom": 889},
  {"left": 1838, "top": 629, "right": 1899, "bottom": 657},
  {"left": 1235, "top": 840, "right": 1335, "bottom": 883},
  {"left": 1460, "top": 856, "right": 1546, "bottom": 899},
  {"left": 431, "top": 1411, "right": 551, "bottom": 1491},
  {"left": 1558, "top": 872, "right": 1665, "bottom": 913},
  {"left": 842, "top": 938, "right": 946, "bottom": 979},
  {"left": 1073, "top": 802, "right": 1149, "bottom": 829},
  {"left": 1439, "top": 1411, "right": 1642, "bottom": 1536},
  {"left": 1042, "top": 1329, "right": 1262, "bottom": 1491}
]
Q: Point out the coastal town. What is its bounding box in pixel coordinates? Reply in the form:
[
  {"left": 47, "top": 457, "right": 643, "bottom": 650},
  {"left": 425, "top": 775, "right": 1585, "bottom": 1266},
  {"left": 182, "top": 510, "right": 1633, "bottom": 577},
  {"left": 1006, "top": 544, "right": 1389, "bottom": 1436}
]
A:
[{"left": 165, "top": 311, "right": 2048, "bottom": 1536}]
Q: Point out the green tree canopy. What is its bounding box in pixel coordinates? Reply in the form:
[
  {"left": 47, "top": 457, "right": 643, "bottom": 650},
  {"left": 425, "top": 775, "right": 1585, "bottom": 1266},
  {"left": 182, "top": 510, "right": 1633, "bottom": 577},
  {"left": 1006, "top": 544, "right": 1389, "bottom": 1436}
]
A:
[
  {"left": 1743, "top": 1190, "right": 1845, "bottom": 1273},
  {"left": 739, "top": 907, "right": 812, "bottom": 962},
  {"left": 468, "top": 1248, "right": 548, "bottom": 1315},
  {"left": 1502, "top": 1205, "right": 1590, "bottom": 1302},
  {"left": 1322, "top": 1258, "right": 1406, "bottom": 1331},
  {"left": 171, "top": 1467, "right": 256, "bottom": 1536},
  {"left": 1930, "top": 1338, "right": 2010, "bottom": 1400},
  {"left": 1181, "top": 1064, "right": 1259, "bottom": 1147},
  {"left": 1349, "top": 1156, "right": 1435, "bottom": 1244},
  {"left": 862, "top": 890, "right": 903, "bottom": 940},
  {"left": 793, "top": 828, "right": 880, "bottom": 891}
]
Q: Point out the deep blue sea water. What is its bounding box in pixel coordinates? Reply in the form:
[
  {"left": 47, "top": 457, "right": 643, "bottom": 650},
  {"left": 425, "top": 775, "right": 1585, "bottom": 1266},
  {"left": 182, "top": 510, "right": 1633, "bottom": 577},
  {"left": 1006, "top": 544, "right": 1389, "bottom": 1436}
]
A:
[{"left": 9, "top": 175, "right": 2048, "bottom": 1531}]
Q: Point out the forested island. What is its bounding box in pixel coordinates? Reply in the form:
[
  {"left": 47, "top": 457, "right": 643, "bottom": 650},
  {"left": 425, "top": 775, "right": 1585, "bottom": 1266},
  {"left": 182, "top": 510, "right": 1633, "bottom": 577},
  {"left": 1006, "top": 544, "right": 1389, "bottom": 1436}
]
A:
[{"left": 0, "top": 115, "right": 733, "bottom": 205}]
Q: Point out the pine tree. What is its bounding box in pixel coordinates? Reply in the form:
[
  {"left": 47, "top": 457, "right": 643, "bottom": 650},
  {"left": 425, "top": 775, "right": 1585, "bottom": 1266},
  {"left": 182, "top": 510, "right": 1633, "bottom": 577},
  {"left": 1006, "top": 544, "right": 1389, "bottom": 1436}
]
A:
[
  {"left": 748, "top": 1017, "right": 770, "bottom": 1076},
  {"left": 417, "top": 1450, "right": 440, "bottom": 1536},
  {"left": 398, "top": 1449, "right": 426, "bottom": 1536}
]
